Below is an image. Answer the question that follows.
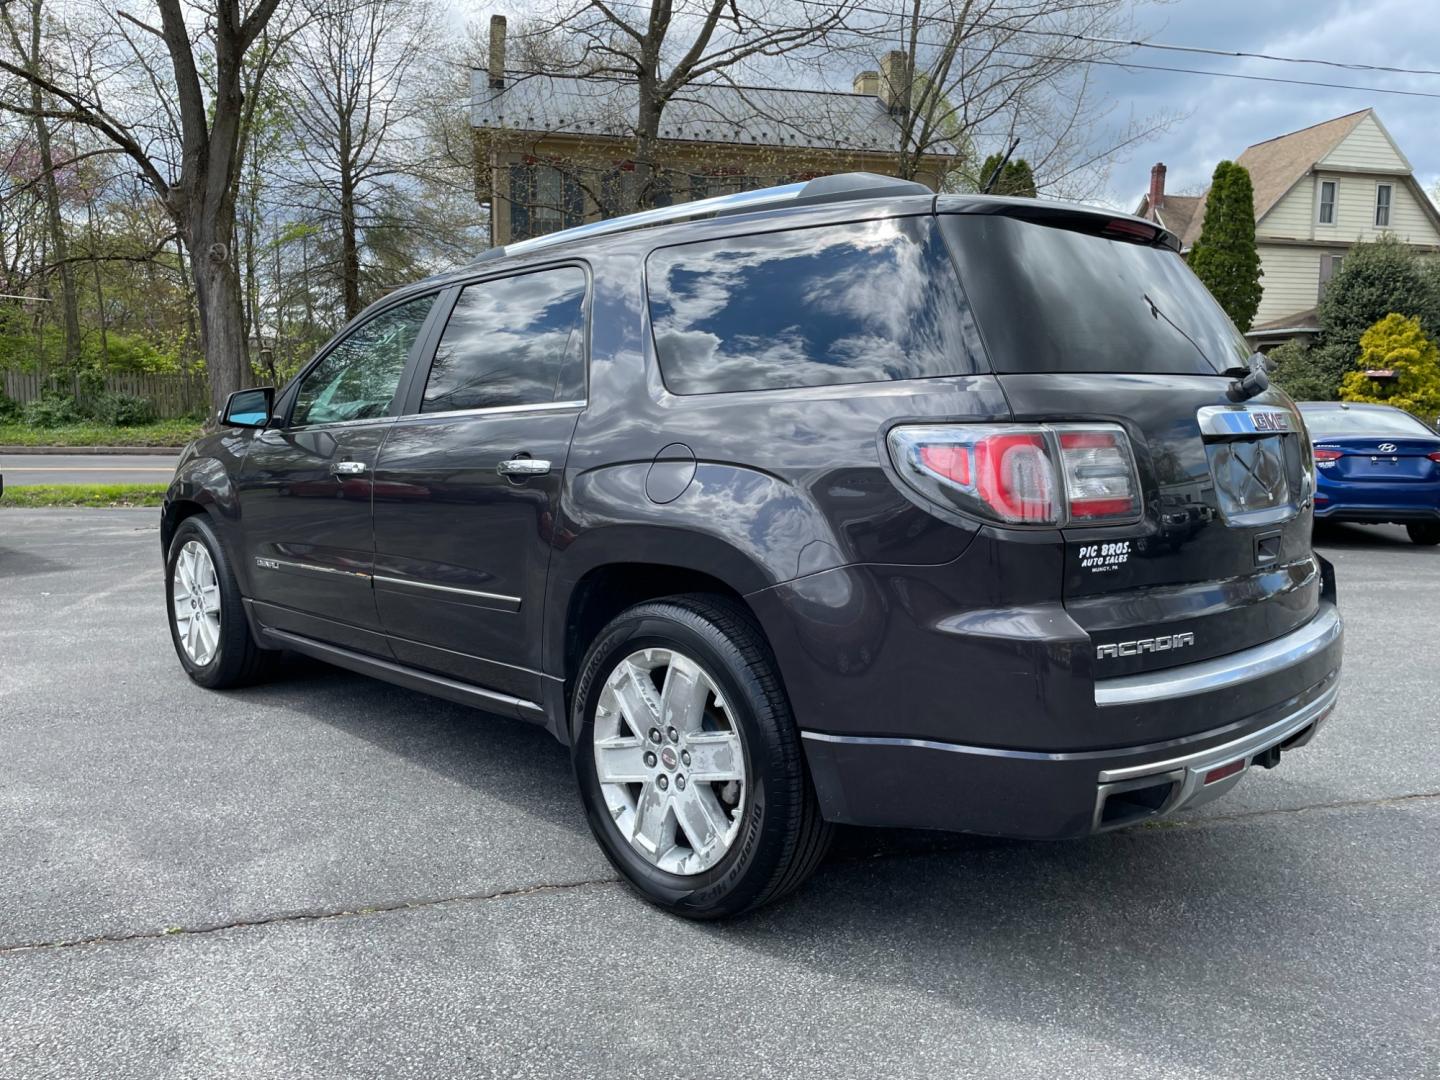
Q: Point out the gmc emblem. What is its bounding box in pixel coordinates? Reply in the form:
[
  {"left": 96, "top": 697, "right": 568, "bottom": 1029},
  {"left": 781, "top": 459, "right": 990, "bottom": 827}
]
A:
[{"left": 1096, "top": 632, "right": 1196, "bottom": 660}]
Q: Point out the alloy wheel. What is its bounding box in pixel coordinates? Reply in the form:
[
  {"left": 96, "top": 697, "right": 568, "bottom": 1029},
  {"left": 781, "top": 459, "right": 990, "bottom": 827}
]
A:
[
  {"left": 593, "top": 647, "right": 746, "bottom": 875},
  {"left": 172, "top": 539, "right": 222, "bottom": 666}
]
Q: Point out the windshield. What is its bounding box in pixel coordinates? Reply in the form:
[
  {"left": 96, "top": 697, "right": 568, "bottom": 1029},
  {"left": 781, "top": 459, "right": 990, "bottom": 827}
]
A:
[
  {"left": 939, "top": 214, "right": 1251, "bottom": 375},
  {"left": 1298, "top": 404, "right": 1437, "bottom": 437}
]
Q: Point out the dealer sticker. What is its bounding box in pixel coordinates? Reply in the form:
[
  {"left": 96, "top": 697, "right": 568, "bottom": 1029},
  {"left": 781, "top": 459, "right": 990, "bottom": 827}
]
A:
[{"left": 1076, "top": 540, "right": 1131, "bottom": 574}]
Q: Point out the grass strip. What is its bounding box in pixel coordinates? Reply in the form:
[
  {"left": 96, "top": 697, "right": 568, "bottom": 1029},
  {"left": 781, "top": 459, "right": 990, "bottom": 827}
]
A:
[
  {"left": 0, "top": 421, "right": 202, "bottom": 447},
  {"left": 0, "top": 483, "right": 167, "bottom": 508}
]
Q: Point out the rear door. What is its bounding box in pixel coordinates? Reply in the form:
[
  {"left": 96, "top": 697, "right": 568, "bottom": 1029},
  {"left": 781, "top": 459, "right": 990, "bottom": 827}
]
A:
[
  {"left": 940, "top": 211, "right": 1320, "bottom": 677},
  {"left": 370, "top": 264, "right": 588, "bottom": 705},
  {"left": 238, "top": 293, "right": 440, "bottom": 654}
]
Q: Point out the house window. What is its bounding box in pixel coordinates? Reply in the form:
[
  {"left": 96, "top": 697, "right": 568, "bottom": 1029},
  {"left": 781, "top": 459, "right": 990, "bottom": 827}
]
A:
[
  {"left": 1319, "top": 253, "right": 1344, "bottom": 300},
  {"left": 508, "top": 164, "right": 583, "bottom": 242},
  {"left": 1318, "top": 180, "right": 1337, "bottom": 225},
  {"left": 1375, "top": 184, "right": 1393, "bottom": 228}
]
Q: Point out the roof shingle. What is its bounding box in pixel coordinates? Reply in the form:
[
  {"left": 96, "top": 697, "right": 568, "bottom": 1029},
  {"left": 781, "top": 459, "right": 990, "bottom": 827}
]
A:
[{"left": 471, "top": 71, "right": 960, "bottom": 156}]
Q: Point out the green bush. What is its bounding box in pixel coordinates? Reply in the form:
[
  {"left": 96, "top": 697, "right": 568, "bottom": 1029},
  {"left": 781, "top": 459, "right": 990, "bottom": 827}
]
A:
[
  {"left": 21, "top": 391, "right": 84, "bottom": 427},
  {"left": 0, "top": 391, "right": 19, "bottom": 422},
  {"left": 87, "top": 391, "right": 157, "bottom": 427},
  {"left": 1318, "top": 237, "right": 1440, "bottom": 356},
  {"left": 1339, "top": 313, "right": 1440, "bottom": 420},
  {"left": 1267, "top": 340, "right": 1355, "bottom": 401}
]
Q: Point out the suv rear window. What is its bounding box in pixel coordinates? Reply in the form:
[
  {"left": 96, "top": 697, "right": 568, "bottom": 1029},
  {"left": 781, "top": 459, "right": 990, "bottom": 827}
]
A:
[
  {"left": 939, "top": 214, "right": 1252, "bottom": 375},
  {"left": 646, "top": 217, "right": 981, "bottom": 395}
]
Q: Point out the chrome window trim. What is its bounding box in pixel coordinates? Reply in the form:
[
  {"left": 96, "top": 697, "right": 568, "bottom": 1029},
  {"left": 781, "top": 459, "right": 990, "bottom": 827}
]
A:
[
  {"left": 1094, "top": 603, "right": 1342, "bottom": 708},
  {"left": 395, "top": 399, "right": 587, "bottom": 423},
  {"left": 373, "top": 575, "right": 521, "bottom": 607}
]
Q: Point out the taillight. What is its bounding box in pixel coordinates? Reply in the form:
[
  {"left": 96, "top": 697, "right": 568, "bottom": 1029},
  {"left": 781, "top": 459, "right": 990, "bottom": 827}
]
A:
[
  {"left": 1054, "top": 427, "right": 1141, "bottom": 521},
  {"left": 888, "top": 423, "right": 1140, "bottom": 527},
  {"left": 1313, "top": 447, "right": 1343, "bottom": 462},
  {"left": 1428, "top": 451, "right": 1440, "bottom": 463}
]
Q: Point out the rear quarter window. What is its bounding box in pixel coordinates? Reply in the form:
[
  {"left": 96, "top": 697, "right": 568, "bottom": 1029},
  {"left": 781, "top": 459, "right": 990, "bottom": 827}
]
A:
[{"left": 646, "top": 216, "right": 982, "bottom": 395}]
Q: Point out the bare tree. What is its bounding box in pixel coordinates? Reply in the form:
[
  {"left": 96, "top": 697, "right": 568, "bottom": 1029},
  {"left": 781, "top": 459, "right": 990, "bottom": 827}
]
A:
[
  {"left": 859, "top": 0, "right": 1176, "bottom": 198},
  {"left": 285, "top": 0, "right": 440, "bottom": 319},
  {"left": 549, "top": 0, "right": 851, "bottom": 211},
  {"left": 1, "top": 0, "right": 81, "bottom": 368},
  {"left": 0, "top": 0, "right": 291, "bottom": 410}
]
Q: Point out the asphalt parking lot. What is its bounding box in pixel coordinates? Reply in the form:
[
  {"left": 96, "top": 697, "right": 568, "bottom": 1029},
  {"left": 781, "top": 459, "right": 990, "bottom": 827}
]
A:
[{"left": 1, "top": 509, "right": 1436, "bottom": 1080}]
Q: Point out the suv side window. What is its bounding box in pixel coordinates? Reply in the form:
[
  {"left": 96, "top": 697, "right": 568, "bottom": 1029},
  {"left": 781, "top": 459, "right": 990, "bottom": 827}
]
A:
[
  {"left": 291, "top": 295, "right": 436, "bottom": 426},
  {"left": 421, "top": 266, "right": 587, "bottom": 413},
  {"left": 646, "top": 216, "right": 980, "bottom": 395}
]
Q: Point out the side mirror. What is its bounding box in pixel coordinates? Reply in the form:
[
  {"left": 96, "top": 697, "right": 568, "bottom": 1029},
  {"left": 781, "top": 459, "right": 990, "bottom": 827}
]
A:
[{"left": 221, "top": 386, "right": 274, "bottom": 428}]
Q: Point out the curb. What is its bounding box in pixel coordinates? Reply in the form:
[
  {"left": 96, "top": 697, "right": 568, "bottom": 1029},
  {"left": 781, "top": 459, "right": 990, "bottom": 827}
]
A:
[{"left": 0, "top": 445, "right": 183, "bottom": 455}]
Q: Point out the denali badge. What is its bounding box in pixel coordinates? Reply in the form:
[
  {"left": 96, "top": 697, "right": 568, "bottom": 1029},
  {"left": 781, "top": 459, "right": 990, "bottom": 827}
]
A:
[{"left": 1096, "top": 632, "right": 1195, "bottom": 660}]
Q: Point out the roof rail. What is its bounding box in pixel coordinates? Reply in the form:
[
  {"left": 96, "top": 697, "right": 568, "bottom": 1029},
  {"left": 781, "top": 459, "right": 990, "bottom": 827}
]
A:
[{"left": 473, "top": 172, "right": 930, "bottom": 265}]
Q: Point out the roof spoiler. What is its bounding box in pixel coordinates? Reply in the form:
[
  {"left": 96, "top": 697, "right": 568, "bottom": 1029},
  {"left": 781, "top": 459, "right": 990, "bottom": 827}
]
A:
[{"left": 472, "top": 172, "right": 931, "bottom": 265}]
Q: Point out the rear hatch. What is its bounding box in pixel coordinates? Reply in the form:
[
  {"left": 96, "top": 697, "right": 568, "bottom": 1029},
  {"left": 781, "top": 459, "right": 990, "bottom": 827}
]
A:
[
  {"left": 938, "top": 206, "right": 1321, "bottom": 677},
  {"left": 1317, "top": 437, "right": 1439, "bottom": 483}
]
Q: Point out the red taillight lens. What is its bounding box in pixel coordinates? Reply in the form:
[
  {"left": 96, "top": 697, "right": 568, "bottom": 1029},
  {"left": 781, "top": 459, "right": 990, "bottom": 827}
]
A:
[
  {"left": 889, "top": 423, "right": 1139, "bottom": 527},
  {"left": 973, "top": 432, "right": 1056, "bottom": 523},
  {"left": 1313, "top": 447, "right": 1343, "bottom": 462},
  {"left": 1427, "top": 451, "right": 1440, "bottom": 463}
]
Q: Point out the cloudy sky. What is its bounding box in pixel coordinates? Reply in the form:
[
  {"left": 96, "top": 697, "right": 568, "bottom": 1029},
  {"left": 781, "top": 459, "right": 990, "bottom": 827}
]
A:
[{"left": 1089, "top": 0, "right": 1440, "bottom": 207}]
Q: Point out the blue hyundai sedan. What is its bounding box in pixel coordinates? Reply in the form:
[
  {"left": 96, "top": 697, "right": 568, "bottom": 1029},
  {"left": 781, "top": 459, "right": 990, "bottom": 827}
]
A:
[{"left": 1297, "top": 401, "right": 1440, "bottom": 545}]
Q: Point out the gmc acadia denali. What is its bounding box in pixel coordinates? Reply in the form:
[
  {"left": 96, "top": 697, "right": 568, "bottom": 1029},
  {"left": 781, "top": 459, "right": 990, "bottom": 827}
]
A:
[{"left": 162, "top": 174, "right": 1344, "bottom": 918}]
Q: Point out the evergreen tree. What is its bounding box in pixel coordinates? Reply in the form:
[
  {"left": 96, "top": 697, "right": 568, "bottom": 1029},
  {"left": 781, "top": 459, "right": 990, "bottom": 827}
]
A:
[
  {"left": 1188, "top": 161, "right": 1263, "bottom": 332},
  {"left": 978, "top": 154, "right": 1037, "bottom": 197},
  {"left": 1318, "top": 235, "right": 1440, "bottom": 357}
]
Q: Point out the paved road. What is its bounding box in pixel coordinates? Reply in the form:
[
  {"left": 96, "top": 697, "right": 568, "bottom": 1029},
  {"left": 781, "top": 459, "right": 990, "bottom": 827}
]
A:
[
  {"left": 0, "top": 453, "right": 179, "bottom": 486},
  {"left": 0, "top": 511, "right": 1435, "bottom": 1080}
]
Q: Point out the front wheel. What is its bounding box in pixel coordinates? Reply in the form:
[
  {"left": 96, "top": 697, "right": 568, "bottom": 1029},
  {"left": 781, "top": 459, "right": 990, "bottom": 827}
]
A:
[
  {"left": 1406, "top": 522, "right": 1440, "bottom": 546},
  {"left": 570, "top": 595, "right": 831, "bottom": 919},
  {"left": 166, "top": 514, "right": 274, "bottom": 688}
]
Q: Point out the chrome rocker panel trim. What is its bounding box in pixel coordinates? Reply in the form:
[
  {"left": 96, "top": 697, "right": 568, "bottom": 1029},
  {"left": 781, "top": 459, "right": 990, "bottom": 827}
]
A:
[{"left": 1093, "top": 603, "right": 1342, "bottom": 707}]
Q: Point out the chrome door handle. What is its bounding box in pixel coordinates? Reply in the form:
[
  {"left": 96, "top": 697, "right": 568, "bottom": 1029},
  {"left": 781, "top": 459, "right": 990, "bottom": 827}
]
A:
[
  {"left": 496, "top": 457, "right": 551, "bottom": 477},
  {"left": 331, "top": 461, "right": 368, "bottom": 476}
]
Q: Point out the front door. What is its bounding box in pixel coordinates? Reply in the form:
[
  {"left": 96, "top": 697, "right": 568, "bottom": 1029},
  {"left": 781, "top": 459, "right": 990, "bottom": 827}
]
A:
[
  {"left": 239, "top": 292, "right": 440, "bottom": 654},
  {"left": 370, "top": 265, "right": 588, "bottom": 702}
]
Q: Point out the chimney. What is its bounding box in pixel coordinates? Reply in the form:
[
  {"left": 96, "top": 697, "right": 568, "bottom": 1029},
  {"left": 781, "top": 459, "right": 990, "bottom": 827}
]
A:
[
  {"left": 1148, "top": 162, "right": 1167, "bottom": 217},
  {"left": 488, "top": 14, "right": 507, "bottom": 90},
  {"left": 878, "top": 51, "right": 912, "bottom": 114},
  {"left": 853, "top": 70, "right": 880, "bottom": 97}
]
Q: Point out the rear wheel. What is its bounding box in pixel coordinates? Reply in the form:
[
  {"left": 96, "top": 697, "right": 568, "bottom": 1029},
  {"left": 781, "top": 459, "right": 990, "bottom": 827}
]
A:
[
  {"left": 166, "top": 514, "right": 274, "bottom": 688},
  {"left": 570, "top": 594, "right": 831, "bottom": 919},
  {"left": 1406, "top": 522, "right": 1440, "bottom": 546}
]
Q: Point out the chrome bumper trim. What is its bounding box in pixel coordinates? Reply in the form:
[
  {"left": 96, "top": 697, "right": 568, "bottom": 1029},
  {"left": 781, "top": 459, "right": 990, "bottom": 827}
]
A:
[
  {"left": 1094, "top": 603, "right": 1342, "bottom": 707},
  {"left": 1098, "top": 679, "right": 1338, "bottom": 784}
]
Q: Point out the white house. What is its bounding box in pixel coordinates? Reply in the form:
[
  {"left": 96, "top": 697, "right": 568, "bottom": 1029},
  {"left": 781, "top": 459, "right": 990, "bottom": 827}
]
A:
[{"left": 1136, "top": 109, "right": 1440, "bottom": 347}]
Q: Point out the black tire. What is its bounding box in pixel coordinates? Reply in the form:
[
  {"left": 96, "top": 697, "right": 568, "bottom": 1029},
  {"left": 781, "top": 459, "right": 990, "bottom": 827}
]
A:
[
  {"left": 570, "top": 594, "right": 831, "bottom": 919},
  {"left": 1406, "top": 522, "right": 1440, "bottom": 546},
  {"left": 165, "top": 514, "right": 274, "bottom": 689}
]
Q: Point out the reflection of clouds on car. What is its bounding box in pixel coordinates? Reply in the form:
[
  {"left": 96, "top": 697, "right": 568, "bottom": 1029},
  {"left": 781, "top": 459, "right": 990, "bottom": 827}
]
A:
[
  {"left": 423, "top": 268, "right": 587, "bottom": 413},
  {"left": 647, "top": 217, "right": 976, "bottom": 395}
]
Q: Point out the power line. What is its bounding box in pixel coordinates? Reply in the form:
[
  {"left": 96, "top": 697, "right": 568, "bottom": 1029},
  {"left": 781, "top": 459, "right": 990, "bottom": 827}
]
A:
[
  {"left": 787, "top": 0, "right": 1440, "bottom": 79},
  {"left": 554, "top": 0, "right": 1440, "bottom": 101}
]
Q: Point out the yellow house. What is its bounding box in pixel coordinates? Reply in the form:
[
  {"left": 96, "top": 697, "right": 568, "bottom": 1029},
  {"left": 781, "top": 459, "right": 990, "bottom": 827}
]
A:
[
  {"left": 1137, "top": 109, "right": 1440, "bottom": 347},
  {"left": 471, "top": 17, "right": 958, "bottom": 247}
]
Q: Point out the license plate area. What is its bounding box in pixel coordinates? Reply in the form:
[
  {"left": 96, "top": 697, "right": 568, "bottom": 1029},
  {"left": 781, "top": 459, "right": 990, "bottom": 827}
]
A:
[{"left": 1196, "top": 405, "right": 1304, "bottom": 527}]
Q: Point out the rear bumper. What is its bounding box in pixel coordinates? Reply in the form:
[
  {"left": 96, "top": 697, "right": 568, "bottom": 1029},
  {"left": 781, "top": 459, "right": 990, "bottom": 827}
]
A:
[
  {"left": 1313, "top": 478, "right": 1440, "bottom": 523},
  {"left": 1313, "top": 502, "right": 1440, "bottom": 523},
  {"left": 800, "top": 603, "right": 1343, "bottom": 839}
]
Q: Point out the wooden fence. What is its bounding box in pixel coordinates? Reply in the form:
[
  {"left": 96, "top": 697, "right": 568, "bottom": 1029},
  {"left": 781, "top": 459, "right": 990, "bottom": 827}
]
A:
[{"left": 2, "top": 369, "right": 209, "bottom": 419}]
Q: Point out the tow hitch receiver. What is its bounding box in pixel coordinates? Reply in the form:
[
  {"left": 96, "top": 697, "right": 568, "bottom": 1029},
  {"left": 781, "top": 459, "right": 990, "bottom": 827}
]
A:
[{"left": 1251, "top": 745, "right": 1282, "bottom": 770}]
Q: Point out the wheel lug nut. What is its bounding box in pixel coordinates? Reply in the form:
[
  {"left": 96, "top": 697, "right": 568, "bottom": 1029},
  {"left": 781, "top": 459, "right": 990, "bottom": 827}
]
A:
[
  {"left": 666, "top": 726, "right": 679, "bottom": 742},
  {"left": 657, "top": 775, "right": 669, "bottom": 791},
  {"left": 681, "top": 750, "right": 691, "bottom": 767},
  {"left": 643, "top": 751, "right": 657, "bottom": 768},
  {"left": 648, "top": 728, "right": 661, "bottom": 744},
  {"left": 676, "top": 775, "right": 686, "bottom": 790}
]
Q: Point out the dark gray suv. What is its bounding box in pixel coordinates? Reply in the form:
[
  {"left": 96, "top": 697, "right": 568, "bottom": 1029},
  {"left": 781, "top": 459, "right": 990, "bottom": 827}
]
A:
[{"left": 162, "top": 173, "right": 1344, "bottom": 918}]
